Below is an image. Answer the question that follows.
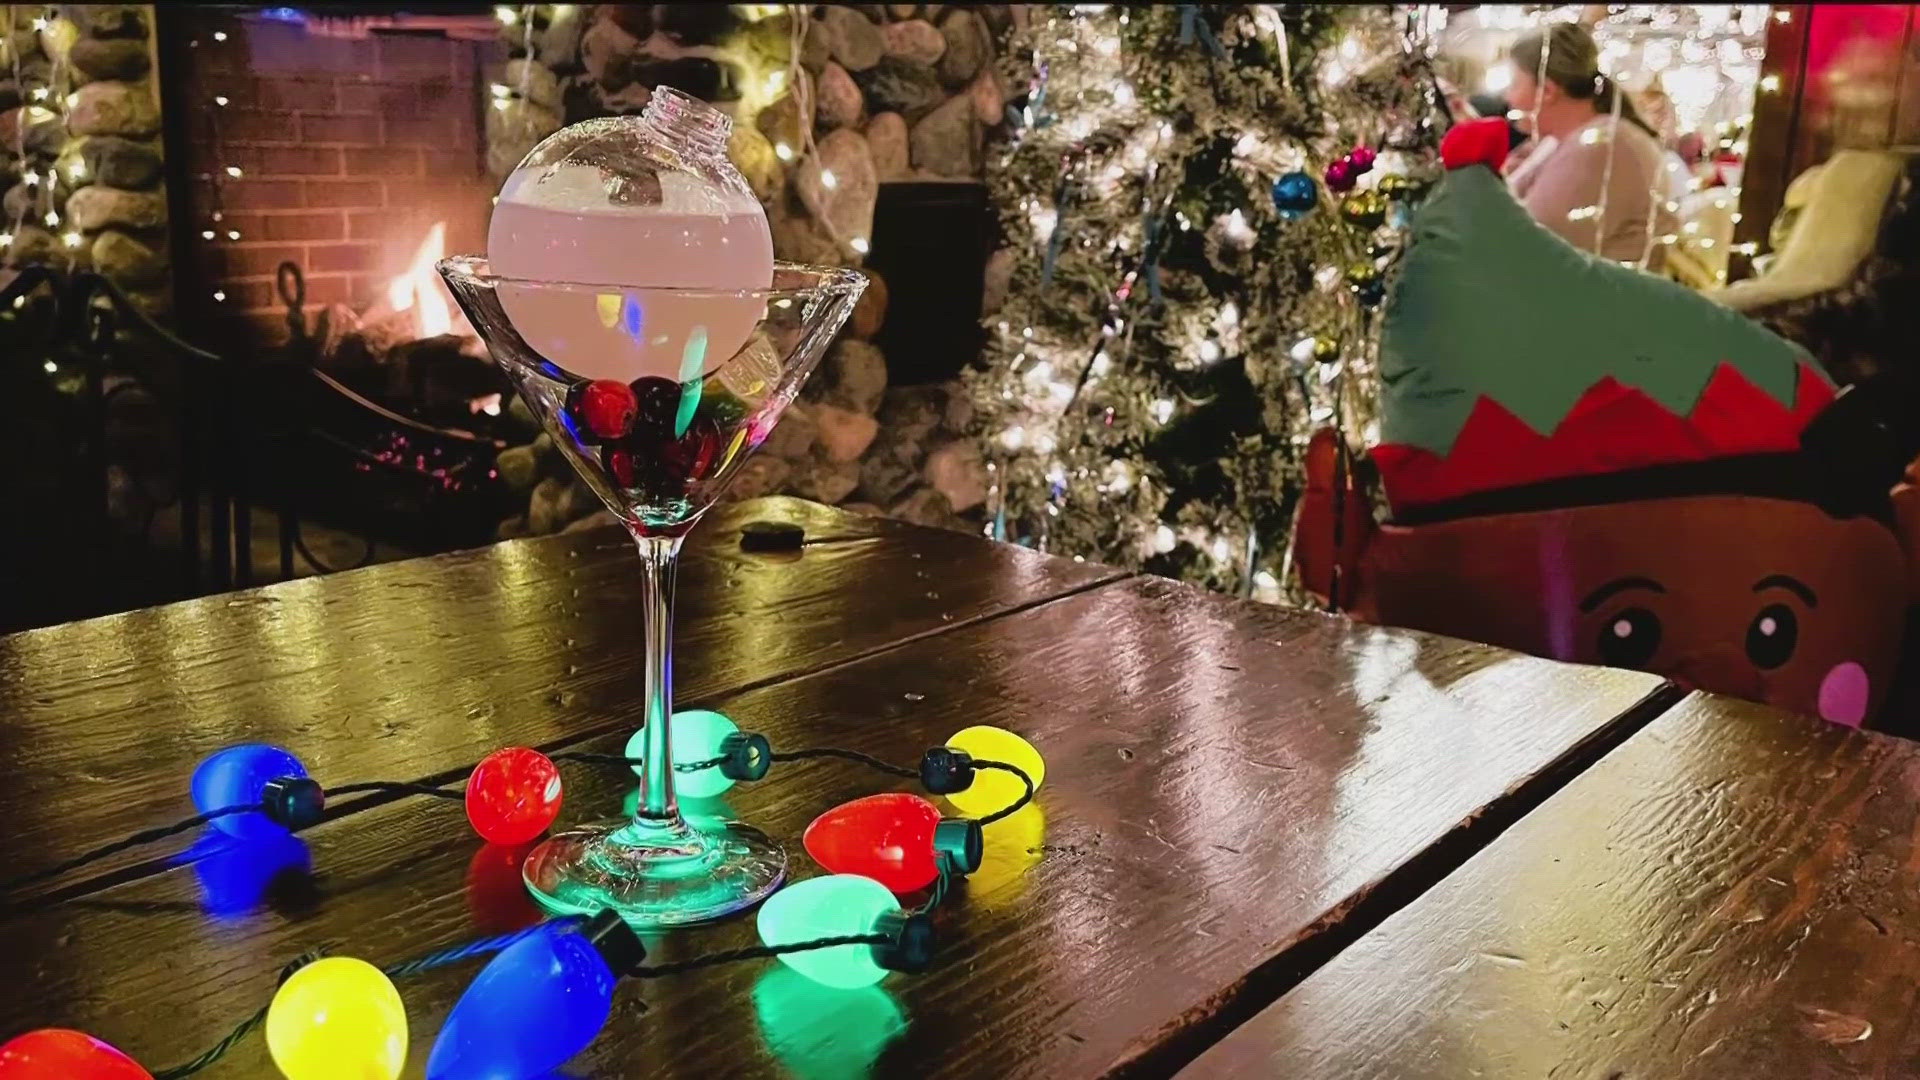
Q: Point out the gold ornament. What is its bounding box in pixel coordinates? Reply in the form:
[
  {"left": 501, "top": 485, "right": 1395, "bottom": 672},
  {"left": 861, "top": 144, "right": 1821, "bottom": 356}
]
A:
[
  {"left": 1339, "top": 190, "right": 1388, "bottom": 231},
  {"left": 1377, "top": 173, "right": 1413, "bottom": 200},
  {"left": 1343, "top": 261, "right": 1381, "bottom": 289},
  {"left": 1312, "top": 336, "right": 1339, "bottom": 363}
]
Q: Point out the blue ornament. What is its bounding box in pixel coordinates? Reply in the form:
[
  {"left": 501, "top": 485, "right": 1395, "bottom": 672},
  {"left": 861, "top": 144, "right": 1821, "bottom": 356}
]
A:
[
  {"left": 1270, "top": 171, "right": 1318, "bottom": 220},
  {"left": 427, "top": 921, "right": 618, "bottom": 1080},
  {"left": 192, "top": 744, "right": 308, "bottom": 839}
]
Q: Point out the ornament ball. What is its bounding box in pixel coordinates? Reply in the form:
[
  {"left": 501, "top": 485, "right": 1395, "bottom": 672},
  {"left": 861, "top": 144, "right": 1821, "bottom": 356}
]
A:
[
  {"left": 1377, "top": 173, "right": 1413, "bottom": 200},
  {"left": 1269, "top": 171, "right": 1317, "bottom": 219},
  {"left": 1346, "top": 261, "right": 1385, "bottom": 308},
  {"left": 1340, "top": 191, "right": 1387, "bottom": 231},
  {"left": 1347, "top": 145, "right": 1376, "bottom": 174},
  {"left": 1323, "top": 158, "right": 1356, "bottom": 193},
  {"left": 1313, "top": 336, "right": 1340, "bottom": 364}
]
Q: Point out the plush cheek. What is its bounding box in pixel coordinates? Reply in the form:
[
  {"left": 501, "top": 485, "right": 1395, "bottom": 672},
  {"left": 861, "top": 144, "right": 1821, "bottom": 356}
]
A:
[{"left": 1816, "top": 662, "right": 1871, "bottom": 729}]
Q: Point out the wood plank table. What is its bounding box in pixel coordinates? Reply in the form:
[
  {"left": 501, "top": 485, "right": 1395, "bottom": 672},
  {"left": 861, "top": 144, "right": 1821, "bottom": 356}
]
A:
[
  {"left": 0, "top": 499, "right": 1674, "bottom": 1078},
  {"left": 1182, "top": 691, "right": 1920, "bottom": 1079},
  {"left": 0, "top": 497, "right": 1118, "bottom": 899}
]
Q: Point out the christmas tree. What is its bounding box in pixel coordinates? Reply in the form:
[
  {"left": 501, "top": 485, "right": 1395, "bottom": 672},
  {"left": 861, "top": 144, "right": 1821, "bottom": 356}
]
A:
[{"left": 966, "top": 4, "right": 1446, "bottom": 600}]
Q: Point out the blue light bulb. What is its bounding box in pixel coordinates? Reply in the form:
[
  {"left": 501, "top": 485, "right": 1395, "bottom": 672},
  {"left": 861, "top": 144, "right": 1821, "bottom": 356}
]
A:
[
  {"left": 427, "top": 921, "right": 617, "bottom": 1080},
  {"left": 191, "top": 743, "right": 308, "bottom": 839}
]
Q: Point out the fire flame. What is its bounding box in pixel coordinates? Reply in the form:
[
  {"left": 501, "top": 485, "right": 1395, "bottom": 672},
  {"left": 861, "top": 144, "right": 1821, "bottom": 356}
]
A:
[{"left": 387, "top": 221, "right": 453, "bottom": 338}]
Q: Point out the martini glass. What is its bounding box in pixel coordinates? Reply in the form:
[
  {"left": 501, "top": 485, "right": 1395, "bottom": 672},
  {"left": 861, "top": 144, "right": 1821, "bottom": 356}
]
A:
[{"left": 440, "top": 256, "right": 865, "bottom": 926}]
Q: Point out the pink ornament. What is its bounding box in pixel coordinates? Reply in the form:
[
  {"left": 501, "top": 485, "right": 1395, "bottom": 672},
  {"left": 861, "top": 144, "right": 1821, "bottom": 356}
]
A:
[
  {"left": 1323, "top": 158, "right": 1357, "bottom": 193},
  {"left": 1347, "top": 145, "right": 1377, "bottom": 175}
]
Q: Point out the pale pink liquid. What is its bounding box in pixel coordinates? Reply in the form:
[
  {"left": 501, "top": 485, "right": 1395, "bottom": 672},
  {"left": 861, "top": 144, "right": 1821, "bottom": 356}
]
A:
[{"left": 488, "top": 200, "right": 773, "bottom": 382}]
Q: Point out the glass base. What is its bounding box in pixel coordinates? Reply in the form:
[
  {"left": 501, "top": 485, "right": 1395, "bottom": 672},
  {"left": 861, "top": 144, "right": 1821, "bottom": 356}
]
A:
[{"left": 522, "top": 815, "right": 786, "bottom": 928}]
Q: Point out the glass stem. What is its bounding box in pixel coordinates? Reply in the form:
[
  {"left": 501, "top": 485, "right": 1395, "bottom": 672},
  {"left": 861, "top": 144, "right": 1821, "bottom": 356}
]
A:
[{"left": 632, "top": 532, "right": 684, "bottom": 826}]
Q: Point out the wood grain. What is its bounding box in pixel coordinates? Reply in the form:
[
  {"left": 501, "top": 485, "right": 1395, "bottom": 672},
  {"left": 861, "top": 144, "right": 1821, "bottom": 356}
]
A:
[
  {"left": 0, "top": 497, "right": 1119, "bottom": 897},
  {"left": 1182, "top": 690, "right": 1920, "bottom": 1079},
  {"left": 0, "top": 576, "right": 1668, "bottom": 1078}
]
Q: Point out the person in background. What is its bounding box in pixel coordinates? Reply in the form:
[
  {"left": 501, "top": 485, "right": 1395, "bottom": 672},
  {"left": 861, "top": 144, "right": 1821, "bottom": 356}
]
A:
[{"left": 1503, "top": 22, "right": 1670, "bottom": 264}]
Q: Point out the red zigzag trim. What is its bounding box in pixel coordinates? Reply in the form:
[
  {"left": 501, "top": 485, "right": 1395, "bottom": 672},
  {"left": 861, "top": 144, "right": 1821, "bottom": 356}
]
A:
[{"left": 1371, "top": 362, "right": 1835, "bottom": 510}]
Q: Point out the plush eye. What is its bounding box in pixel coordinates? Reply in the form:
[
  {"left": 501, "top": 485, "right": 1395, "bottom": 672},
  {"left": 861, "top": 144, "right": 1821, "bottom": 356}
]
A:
[
  {"left": 1745, "top": 603, "right": 1799, "bottom": 670},
  {"left": 1596, "top": 607, "right": 1662, "bottom": 669}
]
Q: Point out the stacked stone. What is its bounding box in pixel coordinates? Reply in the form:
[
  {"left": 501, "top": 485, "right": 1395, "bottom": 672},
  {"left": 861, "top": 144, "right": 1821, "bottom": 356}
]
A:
[
  {"left": 487, "top": 4, "right": 1008, "bottom": 538},
  {"left": 0, "top": 5, "right": 166, "bottom": 314}
]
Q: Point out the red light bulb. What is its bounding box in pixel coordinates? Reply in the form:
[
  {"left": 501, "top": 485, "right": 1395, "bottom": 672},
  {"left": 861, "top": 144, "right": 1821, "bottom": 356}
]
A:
[
  {"left": 465, "top": 748, "right": 563, "bottom": 845},
  {"left": 803, "top": 793, "right": 942, "bottom": 894},
  {"left": 0, "top": 1029, "right": 152, "bottom": 1079}
]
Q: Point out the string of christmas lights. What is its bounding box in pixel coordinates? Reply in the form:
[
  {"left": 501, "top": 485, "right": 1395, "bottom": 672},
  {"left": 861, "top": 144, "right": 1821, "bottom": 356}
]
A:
[{"left": 0, "top": 714, "right": 1045, "bottom": 1079}]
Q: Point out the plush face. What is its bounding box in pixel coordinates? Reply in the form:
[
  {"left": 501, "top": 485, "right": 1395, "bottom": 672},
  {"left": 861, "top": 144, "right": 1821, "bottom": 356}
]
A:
[{"left": 1355, "top": 496, "right": 1909, "bottom": 726}]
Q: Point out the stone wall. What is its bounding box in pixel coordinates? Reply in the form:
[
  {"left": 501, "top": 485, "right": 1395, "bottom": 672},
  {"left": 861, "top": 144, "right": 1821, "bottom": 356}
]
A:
[
  {"left": 2, "top": 4, "right": 168, "bottom": 315},
  {"left": 486, "top": 3, "right": 1009, "bottom": 539}
]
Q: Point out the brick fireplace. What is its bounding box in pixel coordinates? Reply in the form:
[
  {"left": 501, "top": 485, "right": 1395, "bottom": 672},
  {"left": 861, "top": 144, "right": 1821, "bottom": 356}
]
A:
[{"left": 157, "top": 7, "right": 500, "bottom": 349}]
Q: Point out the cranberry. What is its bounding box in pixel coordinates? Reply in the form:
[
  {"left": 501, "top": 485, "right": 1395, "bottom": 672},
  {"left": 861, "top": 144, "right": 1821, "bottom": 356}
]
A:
[
  {"left": 629, "top": 376, "right": 684, "bottom": 437},
  {"left": 564, "top": 379, "right": 638, "bottom": 442},
  {"left": 603, "top": 446, "right": 636, "bottom": 488}
]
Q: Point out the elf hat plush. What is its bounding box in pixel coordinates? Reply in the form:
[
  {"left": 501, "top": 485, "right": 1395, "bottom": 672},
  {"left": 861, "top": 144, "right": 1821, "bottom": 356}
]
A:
[
  {"left": 1295, "top": 117, "right": 1918, "bottom": 730},
  {"left": 1372, "top": 118, "right": 1838, "bottom": 522}
]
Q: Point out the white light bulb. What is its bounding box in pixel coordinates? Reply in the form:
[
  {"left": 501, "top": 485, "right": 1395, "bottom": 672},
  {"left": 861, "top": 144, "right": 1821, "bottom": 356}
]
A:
[
  {"left": 849, "top": 237, "right": 870, "bottom": 254},
  {"left": 1151, "top": 398, "right": 1174, "bottom": 424},
  {"left": 213, "top": 30, "right": 228, "bottom": 41},
  {"left": 1153, "top": 525, "right": 1177, "bottom": 553},
  {"left": 495, "top": 5, "right": 517, "bottom": 25},
  {"left": 999, "top": 426, "right": 1027, "bottom": 450},
  {"left": 774, "top": 142, "right": 794, "bottom": 162},
  {"left": 1198, "top": 340, "right": 1222, "bottom": 363},
  {"left": 61, "top": 231, "right": 80, "bottom": 248},
  {"left": 213, "top": 290, "right": 227, "bottom": 302},
  {"left": 1211, "top": 537, "right": 1230, "bottom": 562},
  {"left": 1482, "top": 63, "right": 1511, "bottom": 93}
]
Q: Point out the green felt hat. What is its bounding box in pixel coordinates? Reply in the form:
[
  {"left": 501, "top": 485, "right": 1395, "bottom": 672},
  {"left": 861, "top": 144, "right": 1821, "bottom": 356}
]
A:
[{"left": 1371, "top": 117, "right": 1833, "bottom": 513}]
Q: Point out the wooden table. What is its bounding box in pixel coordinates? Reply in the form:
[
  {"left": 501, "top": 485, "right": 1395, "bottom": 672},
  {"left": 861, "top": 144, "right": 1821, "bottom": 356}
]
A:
[
  {"left": 1182, "top": 690, "right": 1920, "bottom": 1079},
  {"left": 0, "top": 497, "right": 1680, "bottom": 1078}
]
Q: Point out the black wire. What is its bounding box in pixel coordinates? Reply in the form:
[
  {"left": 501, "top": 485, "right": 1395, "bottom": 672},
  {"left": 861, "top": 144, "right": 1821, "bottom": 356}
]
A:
[
  {"left": 328, "top": 780, "right": 464, "bottom": 801},
  {"left": 631, "top": 933, "right": 890, "bottom": 978},
  {"left": 381, "top": 918, "right": 578, "bottom": 978},
  {"left": 550, "top": 751, "right": 727, "bottom": 773},
  {"left": 0, "top": 804, "right": 263, "bottom": 895},
  {"left": 153, "top": 950, "right": 324, "bottom": 1080},
  {"left": 972, "top": 760, "right": 1036, "bottom": 826},
  {"left": 772, "top": 746, "right": 919, "bottom": 780}
]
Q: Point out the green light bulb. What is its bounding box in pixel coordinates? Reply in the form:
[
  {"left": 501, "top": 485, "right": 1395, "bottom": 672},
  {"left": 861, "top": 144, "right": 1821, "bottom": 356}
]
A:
[
  {"left": 756, "top": 875, "right": 899, "bottom": 989},
  {"left": 624, "top": 709, "right": 739, "bottom": 798}
]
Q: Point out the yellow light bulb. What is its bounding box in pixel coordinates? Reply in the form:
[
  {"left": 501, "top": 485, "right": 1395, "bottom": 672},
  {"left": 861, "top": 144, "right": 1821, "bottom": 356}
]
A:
[
  {"left": 943, "top": 726, "right": 1046, "bottom": 818},
  {"left": 266, "top": 957, "right": 407, "bottom": 1080}
]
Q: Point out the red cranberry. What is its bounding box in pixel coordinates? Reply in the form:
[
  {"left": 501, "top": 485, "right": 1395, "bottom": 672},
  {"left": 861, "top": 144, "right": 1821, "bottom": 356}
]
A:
[
  {"left": 629, "top": 376, "right": 684, "bottom": 437},
  {"left": 581, "top": 380, "right": 638, "bottom": 439},
  {"left": 603, "top": 446, "right": 636, "bottom": 488}
]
